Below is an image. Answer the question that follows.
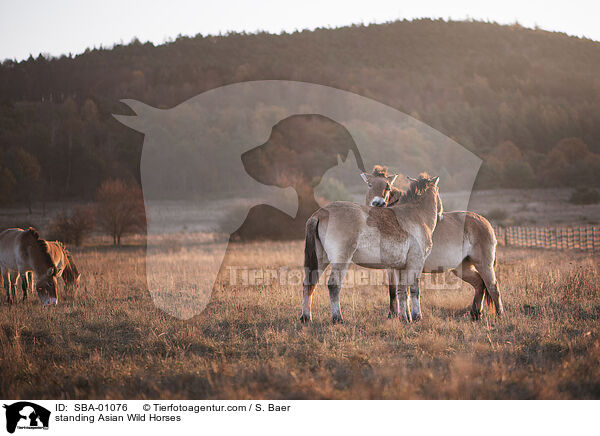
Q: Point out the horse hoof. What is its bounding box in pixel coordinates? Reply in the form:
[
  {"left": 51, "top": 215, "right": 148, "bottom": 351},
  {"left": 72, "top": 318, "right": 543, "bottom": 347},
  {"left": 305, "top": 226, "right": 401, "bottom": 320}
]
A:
[
  {"left": 412, "top": 313, "right": 423, "bottom": 322},
  {"left": 299, "top": 314, "right": 311, "bottom": 324},
  {"left": 332, "top": 317, "right": 344, "bottom": 325}
]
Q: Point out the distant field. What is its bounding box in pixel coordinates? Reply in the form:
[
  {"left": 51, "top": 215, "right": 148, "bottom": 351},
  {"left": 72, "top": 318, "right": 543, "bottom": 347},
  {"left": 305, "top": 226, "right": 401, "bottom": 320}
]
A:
[
  {"left": 1, "top": 238, "right": 599, "bottom": 399},
  {"left": 1, "top": 188, "right": 598, "bottom": 237}
]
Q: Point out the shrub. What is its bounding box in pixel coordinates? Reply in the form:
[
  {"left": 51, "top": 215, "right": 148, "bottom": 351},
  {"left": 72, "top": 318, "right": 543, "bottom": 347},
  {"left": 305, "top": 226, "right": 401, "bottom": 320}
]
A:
[
  {"left": 48, "top": 205, "right": 95, "bottom": 246},
  {"left": 96, "top": 179, "right": 146, "bottom": 245},
  {"left": 569, "top": 187, "right": 600, "bottom": 205},
  {"left": 486, "top": 208, "right": 509, "bottom": 223}
]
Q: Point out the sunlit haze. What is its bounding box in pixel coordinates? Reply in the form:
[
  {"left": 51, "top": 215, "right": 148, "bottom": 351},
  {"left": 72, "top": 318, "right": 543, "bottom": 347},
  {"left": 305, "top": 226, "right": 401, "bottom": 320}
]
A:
[{"left": 0, "top": 0, "right": 599, "bottom": 61}]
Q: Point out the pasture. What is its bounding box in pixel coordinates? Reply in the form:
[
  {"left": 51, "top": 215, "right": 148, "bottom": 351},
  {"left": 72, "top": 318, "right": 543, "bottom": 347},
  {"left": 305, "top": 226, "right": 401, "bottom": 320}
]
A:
[{"left": 1, "top": 235, "right": 599, "bottom": 399}]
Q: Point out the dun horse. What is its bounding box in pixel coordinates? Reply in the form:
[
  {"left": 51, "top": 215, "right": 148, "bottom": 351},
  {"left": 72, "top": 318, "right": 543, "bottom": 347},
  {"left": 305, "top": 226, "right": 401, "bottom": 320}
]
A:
[
  {"left": 301, "top": 175, "right": 442, "bottom": 323},
  {"left": 363, "top": 166, "right": 502, "bottom": 319},
  {"left": 21, "top": 241, "right": 81, "bottom": 298},
  {"left": 0, "top": 228, "right": 58, "bottom": 306}
]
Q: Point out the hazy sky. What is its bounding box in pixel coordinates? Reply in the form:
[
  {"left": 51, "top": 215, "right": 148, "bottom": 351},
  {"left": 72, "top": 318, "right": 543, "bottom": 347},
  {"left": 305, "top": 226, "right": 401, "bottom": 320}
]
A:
[{"left": 1, "top": 0, "right": 598, "bottom": 61}]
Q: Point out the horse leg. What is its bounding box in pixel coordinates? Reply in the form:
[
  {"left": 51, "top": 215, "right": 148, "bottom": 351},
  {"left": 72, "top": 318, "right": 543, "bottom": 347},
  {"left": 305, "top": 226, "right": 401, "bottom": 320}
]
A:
[
  {"left": 452, "top": 260, "right": 486, "bottom": 320},
  {"left": 21, "top": 271, "right": 30, "bottom": 302},
  {"left": 388, "top": 270, "right": 415, "bottom": 321},
  {"left": 388, "top": 269, "right": 400, "bottom": 318},
  {"left": 1, "top": 268, "right": 9, "bottom": 303},
  {"left": 9, "top": 271, "right": 18, "bottom": 303},
  {"left": 300, "top": 260, "right": 329, "bottom": 323},
  {"left": 410, "top": 281, "right": 422, "bottom": 321},
  {"left": 328, "top": 261, "right": 350, "bottom": 324},
  {"left": 401, "top": 257, "right": 427, "bottom": 323},
  {"left": 394, "top": 281, "right": 411, "bottom": 323}
]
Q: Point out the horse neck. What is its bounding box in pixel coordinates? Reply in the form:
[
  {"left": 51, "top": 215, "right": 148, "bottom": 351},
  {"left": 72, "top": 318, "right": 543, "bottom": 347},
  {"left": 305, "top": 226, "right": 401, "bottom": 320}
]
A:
[
  {"left": 26, "top": 237, "right": 52, "bottom": 278},
  {"left": 398, "top": 188, "right": 438, "bottom": 230}
]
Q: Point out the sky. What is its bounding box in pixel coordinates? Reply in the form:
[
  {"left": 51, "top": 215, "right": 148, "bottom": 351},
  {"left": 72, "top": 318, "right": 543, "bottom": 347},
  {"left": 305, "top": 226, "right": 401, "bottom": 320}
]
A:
[{"left": 1, "top": 0, "right": 599, "bottom": 61}]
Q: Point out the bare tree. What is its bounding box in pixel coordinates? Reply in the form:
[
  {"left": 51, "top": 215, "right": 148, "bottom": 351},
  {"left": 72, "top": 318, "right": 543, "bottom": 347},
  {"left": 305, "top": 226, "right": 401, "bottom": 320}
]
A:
[{"left": 95, "top": 179, "right": 146, "bottom": 245}]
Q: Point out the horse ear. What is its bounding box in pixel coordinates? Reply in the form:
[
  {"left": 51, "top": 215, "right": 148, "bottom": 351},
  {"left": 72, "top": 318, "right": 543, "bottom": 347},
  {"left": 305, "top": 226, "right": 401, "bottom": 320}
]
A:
[
  {"left": 388, "top": 174, "right": 399, "bottom": 186},
  {"left": 431, "top": 176, "right": 440, "bottom": 187},
  {"left": 406, "top": 176, "right": 417, "bottom": 182},
  {"left": 360, "top": 173, "right": 370, "bottom": 184}
]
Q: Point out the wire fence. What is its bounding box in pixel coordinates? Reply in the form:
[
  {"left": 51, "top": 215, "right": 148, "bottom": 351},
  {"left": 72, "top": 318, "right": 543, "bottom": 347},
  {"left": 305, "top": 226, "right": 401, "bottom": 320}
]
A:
[{"left": 493, "top": 225, "right": 600, "bottom": 253}]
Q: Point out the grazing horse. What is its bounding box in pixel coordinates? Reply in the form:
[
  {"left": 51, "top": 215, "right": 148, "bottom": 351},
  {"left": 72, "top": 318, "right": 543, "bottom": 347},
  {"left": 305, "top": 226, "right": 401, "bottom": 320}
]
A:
[
  {"left": 301, "top": 175, "right": 442, "bottom": 324},
  {"left": 0, "top": 228, "right": 58, "bottom": 306},
  {"left": 49, "top": 241, "right": 80, "bottom": 293},
  {"left": 363, "top": 167, "right": 502, "bottom": 320},
  {"left": 21, "top": 241, "right": 81, "bottom": 298}
]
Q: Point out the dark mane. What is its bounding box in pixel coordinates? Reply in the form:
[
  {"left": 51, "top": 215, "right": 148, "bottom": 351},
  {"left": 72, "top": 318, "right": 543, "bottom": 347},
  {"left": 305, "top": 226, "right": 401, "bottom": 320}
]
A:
[
  {"left": 371, "top": 165, "right": 388, "bottom": 177},
  {"left": 387, "top": 187, "right": 404, "bottom": 206},
  {"left": 400, "top": 173, "right": 432, "bottom": 204},
  {"left": 62, "top": 245, "right": 79, "bottom": 284},
  {"left": 27, "top": 227, "right": 55, "bottom": 270}
]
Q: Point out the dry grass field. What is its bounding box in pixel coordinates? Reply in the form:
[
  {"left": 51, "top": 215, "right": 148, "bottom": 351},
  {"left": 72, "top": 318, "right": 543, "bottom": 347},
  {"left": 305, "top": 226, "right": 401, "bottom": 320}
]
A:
[{"left": 1, "top": 236, "right": 599, "bottom": 399}]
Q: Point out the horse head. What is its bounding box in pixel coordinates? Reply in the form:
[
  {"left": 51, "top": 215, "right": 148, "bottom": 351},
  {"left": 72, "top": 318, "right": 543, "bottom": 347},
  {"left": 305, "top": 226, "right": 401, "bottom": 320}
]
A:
[{"left": 361, "top": 165, "right": 401, "bottom": 207}]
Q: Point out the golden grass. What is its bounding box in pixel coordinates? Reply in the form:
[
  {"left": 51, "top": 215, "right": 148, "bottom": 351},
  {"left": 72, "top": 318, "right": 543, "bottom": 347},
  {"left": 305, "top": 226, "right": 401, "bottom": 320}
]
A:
[{"left": 1, "top": 238, "right": 599, "bottom": 399}]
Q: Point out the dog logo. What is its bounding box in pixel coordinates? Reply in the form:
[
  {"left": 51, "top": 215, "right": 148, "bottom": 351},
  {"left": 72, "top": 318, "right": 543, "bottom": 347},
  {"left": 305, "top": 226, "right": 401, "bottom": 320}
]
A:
[{"left": 3, "top": 402, "right": 50, "bottom": 433}]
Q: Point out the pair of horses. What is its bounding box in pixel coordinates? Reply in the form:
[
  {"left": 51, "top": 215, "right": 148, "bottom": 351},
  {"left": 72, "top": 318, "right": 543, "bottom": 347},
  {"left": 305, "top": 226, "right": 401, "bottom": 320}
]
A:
[
  {"left": 301, "top": 166, "right": 502, "bottom": 323},
  {"left": 0, "top": 227, "right": 80, "bottom": 306}
]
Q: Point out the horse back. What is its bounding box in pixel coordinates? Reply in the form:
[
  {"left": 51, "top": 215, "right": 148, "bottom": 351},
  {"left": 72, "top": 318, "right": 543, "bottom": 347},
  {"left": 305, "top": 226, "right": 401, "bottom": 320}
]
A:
[
  {"left": 0, "top": 228, "right": 28, "bottom": 270},
  {"left": 425, "top": 211, "right": 497, "bottom": 271}
]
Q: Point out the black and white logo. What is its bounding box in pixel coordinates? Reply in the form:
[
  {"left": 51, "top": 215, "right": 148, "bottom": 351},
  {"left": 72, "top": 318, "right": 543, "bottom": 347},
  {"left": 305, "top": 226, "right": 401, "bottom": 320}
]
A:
[{"left": 3, "top": 402, "right": 50, "bottom": 433}]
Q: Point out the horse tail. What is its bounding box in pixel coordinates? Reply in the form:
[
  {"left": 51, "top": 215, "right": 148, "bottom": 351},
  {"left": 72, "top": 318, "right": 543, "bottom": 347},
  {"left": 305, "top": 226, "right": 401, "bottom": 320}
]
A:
[
  {"left": 483, "top": 245, "right": 498, "bottom": 316},
  {"left": 304, "top": 216, "right": 320, "bottom": 282},
  {"left": 483, "top": 287, "right": 495, "bottom": 315},
  {"left": 65, "top": 249, "right": 80, "bottom": 282}
]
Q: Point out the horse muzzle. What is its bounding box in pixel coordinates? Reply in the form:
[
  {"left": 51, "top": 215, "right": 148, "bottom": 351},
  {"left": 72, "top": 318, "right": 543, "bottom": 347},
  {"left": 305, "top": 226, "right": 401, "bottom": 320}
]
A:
[
  {"left": 39, "top": 295, "right": 58, "bottom": 306},
  {"left": 370, "top": 196, "right": 387, "bottom": 207}
]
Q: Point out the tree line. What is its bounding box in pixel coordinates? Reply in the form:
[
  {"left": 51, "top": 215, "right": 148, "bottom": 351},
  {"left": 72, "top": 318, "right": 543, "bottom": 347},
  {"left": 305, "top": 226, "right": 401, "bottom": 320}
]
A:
[{"left": 0, "top": 18, "right": 599, "bottom": 206}]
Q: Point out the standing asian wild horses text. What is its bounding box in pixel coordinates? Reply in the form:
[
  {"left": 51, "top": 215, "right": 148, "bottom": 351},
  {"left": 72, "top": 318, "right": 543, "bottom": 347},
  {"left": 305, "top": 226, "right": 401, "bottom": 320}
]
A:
[
  {"left": 363, "top": 167, "right": 502, "bottom": 320},
  {"left": 301, "top": 176, "right": 442, "bottom": 324},
  {"left": 0, "top": 228, "right": 58, "bottom": 306}
]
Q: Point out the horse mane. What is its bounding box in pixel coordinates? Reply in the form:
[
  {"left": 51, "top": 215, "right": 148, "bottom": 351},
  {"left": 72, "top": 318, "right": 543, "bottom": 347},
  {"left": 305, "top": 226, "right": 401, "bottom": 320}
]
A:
[
  {"left": 371, "top": 165, "right": 388, "bottom": 177},
  {"left": 62, "top": 247, "right": 79, "bottom": 284},
  {"left": 26, "top": 227, "right": 55, "bottom": 270},
  {"left": 400, "top": 173, "right": 432, "bottom": 204},
  {"left": 387, "top": 187, "right": 404, "bottom": 206}
]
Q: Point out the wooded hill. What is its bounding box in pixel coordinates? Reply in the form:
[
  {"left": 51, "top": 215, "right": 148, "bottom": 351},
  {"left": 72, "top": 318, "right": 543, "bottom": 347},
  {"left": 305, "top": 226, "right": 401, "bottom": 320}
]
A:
[{"left": 1, "top": 18, "right": 599, "bottom": 204}]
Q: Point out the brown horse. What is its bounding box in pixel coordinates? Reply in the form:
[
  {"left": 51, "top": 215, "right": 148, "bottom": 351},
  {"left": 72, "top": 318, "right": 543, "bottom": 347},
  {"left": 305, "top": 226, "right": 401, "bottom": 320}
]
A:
[
  {"left": 21, "top": 241, "right": 80, "bottom": 298},
  {"left": 363, "top": 167, "right": 502, "bottom": 320},
  {"left": 301, "top": 175, "right": 442, "bottom": 324},
  {"left": 0, "top": 228, "right": 58, "bottom": 305}
]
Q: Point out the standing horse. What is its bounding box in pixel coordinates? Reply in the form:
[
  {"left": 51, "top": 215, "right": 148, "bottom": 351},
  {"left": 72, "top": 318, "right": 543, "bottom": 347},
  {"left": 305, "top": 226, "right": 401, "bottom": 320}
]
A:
[
  {"left": 301, "top": 175, "right": 442, "bottom": 323},
  {"left": 362, "top": 167, "right": 502, "bottom": 320},
  {"left": 21, "top": 241, "right": 81, "bottom": 298},
  {"left": 0, "top": 228, "right": 58, "bottom": 306}
]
